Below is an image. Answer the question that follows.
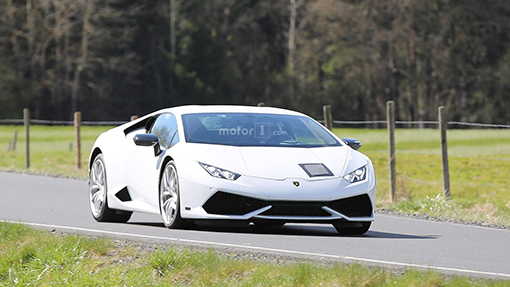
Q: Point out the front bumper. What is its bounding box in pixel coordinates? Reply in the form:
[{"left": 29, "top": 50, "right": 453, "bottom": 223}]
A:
[
  {"left": 178, "top": 160, "right": 376, "bottom": 223},
  {"left": 202, "top": 191, "right": 373, "bottom": 222}
]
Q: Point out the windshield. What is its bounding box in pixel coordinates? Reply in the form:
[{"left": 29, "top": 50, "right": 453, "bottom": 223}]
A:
[{"left": 181, "top": 113, "right": 341, "bottom": 147}]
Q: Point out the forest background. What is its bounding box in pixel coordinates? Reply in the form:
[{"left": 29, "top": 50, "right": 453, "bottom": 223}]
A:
[{"left": 1, "top": 0, "right": 510, "bottom": 124}]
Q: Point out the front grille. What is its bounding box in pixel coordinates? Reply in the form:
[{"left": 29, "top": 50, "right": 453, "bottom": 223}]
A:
[
  {"left": 203, "top": 191, "right": 373, "bottom": 218},
  {"left": 260, "top": 202, "right": 330, "bottom": 217}
]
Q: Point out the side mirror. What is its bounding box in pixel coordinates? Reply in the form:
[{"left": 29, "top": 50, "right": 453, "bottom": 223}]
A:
[
  {"left": 342, "top": 138, "right": 362, "bottom": 150},
  {"left": 134, "top": 134, "right": 158, "bottom": 146},
  {"left": 133, "top": 134, "right": 162, "bottom": 156}
]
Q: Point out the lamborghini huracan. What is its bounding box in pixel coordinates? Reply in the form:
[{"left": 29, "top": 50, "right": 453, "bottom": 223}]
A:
[{"left": 88, "top": 106, "right": 376, "bottom": 234}]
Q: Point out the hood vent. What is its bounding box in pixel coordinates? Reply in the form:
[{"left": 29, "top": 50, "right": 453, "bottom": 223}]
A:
[{"left": 299, "top": 163, "right": 333, "bottom": 177}]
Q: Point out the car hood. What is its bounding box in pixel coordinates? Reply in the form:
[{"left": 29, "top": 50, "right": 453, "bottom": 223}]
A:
[{"left": 187, "top": 144, "right": 366, "bottom": 180}]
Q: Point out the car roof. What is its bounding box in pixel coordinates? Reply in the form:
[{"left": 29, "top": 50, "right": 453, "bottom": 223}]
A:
[{"left": 155, "top": 105, "right": 307, "bottom": 117}]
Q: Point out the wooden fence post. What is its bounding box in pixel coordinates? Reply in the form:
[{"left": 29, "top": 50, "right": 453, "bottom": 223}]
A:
[
  {"left": 323, "top": 105, "right": 333, "bottom": 130},
  {"left": 439, "top": 106, "right": 450, "bottom": 199},
  {"left": 74, "top": 111, "right": 82, "bottom": 169},
  {"left": 387, "top": 101, "right": 397, "bottom": 202},
  {"left": 13, "top": 130, "right": 18, "bottom": 151},
  {"left": 24, "top": 108, "right": 30, "bottom": 169}
]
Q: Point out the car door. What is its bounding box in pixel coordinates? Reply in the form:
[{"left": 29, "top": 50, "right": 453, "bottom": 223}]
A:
[{"left": 126, "top": 113, "right": 180, "bottom": 211}]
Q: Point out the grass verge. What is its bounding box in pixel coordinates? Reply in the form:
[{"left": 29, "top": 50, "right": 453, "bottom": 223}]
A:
[
  {"left": 0, "top": 125, "right": 509, "bottom": 226},
  {"left": 0, "top": 222, "right": 507, "bottom": 286}
]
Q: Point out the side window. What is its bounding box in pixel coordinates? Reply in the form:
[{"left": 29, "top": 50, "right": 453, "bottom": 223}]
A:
[{"left": 150, "top": 113, "right": 180, "bottom": 148}]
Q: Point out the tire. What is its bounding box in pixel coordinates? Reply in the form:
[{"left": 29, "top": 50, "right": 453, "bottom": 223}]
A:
[
  {"left": 160, "top": 160, "right": 188, "bottom": 229},
  {"left": 332, "top": 221, "right": 371, "bottom": 235},
  {"left": 89, "top": 154, "right": 132, "bottom": 223}
]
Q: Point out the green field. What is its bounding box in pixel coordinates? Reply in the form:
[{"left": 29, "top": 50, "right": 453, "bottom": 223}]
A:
[
  {"left": 1, "top": 125, "right": 509, "bottom": 226},
  {"left": 0, "top": 125, "right": 109, "bottom": 178},
  {"left": 339, "top": 128, "right": 510, "bottom": 225},
  {"left": 0, "top": 222, "right": 506, "bottom": 286}
]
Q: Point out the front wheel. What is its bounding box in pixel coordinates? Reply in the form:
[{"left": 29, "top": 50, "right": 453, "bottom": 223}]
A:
[
  {"left": 89, "top": 153, "right": 132, "bottom": 223},
  {"left": 160, "top": 161, "right": 188, "bottom": 229}
]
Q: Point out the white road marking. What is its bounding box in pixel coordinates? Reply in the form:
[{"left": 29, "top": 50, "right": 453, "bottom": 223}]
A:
[{"left": 3, "top": 220, "right": 510, "bottom": 279}]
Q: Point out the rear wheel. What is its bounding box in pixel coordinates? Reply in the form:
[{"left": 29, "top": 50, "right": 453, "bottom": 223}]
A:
[
  {"left": 89, "top": 154, "right": 132, "bottom": 223},
  {"left": 160, "top": 161, "right": 188, "bottom": 229},
  {"left": 333, "top": 221, "right": 371, "bottom": 235}
]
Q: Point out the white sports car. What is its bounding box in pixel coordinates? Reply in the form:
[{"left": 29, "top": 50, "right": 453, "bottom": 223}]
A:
[{"left": 88, "top": 106, "right": 376, "bottom": 234}]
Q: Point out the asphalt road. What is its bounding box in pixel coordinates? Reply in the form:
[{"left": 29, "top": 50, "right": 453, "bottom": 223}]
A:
[{"left": 1, "top": 172, "right": 509, "bottom": 279}]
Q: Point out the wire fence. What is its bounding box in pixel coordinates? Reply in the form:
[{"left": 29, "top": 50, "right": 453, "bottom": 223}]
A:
[
  {"left": 0, "top": 119, "right": 126, "bottom": 126},
  {"left": 318, "top": 102, "right": 510, "bottom": 198},
  {"left": 371, "top": 149, "right": 510, "bottom": 162},
  {"left": 1, "top": 106, "right": 510, "bottom": 197},
  {"left": 330, "top": 118, "right": 510, "bottom": 190},
  {"left": 3, "top": 118, "right": 510, "bottom": 128},
  {"left": 330, "top": 120, "right": 510, "bottom": 129}
]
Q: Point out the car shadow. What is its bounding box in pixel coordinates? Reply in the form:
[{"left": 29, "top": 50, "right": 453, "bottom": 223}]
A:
[
  {"left": 126, "top": 221, "right": 438, "bottom": 239},
  {"left": 363, "top": 230, "right": 438, "bottom": 239},
  {"left": 126, "top": 221, "right": 165, "bottom": 228}
]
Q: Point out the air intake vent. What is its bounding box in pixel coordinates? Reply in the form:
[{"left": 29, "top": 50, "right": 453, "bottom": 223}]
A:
[
  {"left": 115, "top": 187, "right": 132, "bottom": 202},
  {"left": 203, "top": 192, "right": 372, "bottom": 218},
  {"left": 203, "top": 192, "right": 267, "bottom": 215}
]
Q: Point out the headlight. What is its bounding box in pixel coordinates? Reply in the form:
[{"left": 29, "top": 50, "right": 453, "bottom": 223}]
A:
[
  {"left": 343, "top": 166, "right": 367, "bottom": 183},
  {"left": 199, "top": 162, "right": 241, "bottom": 180}
]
